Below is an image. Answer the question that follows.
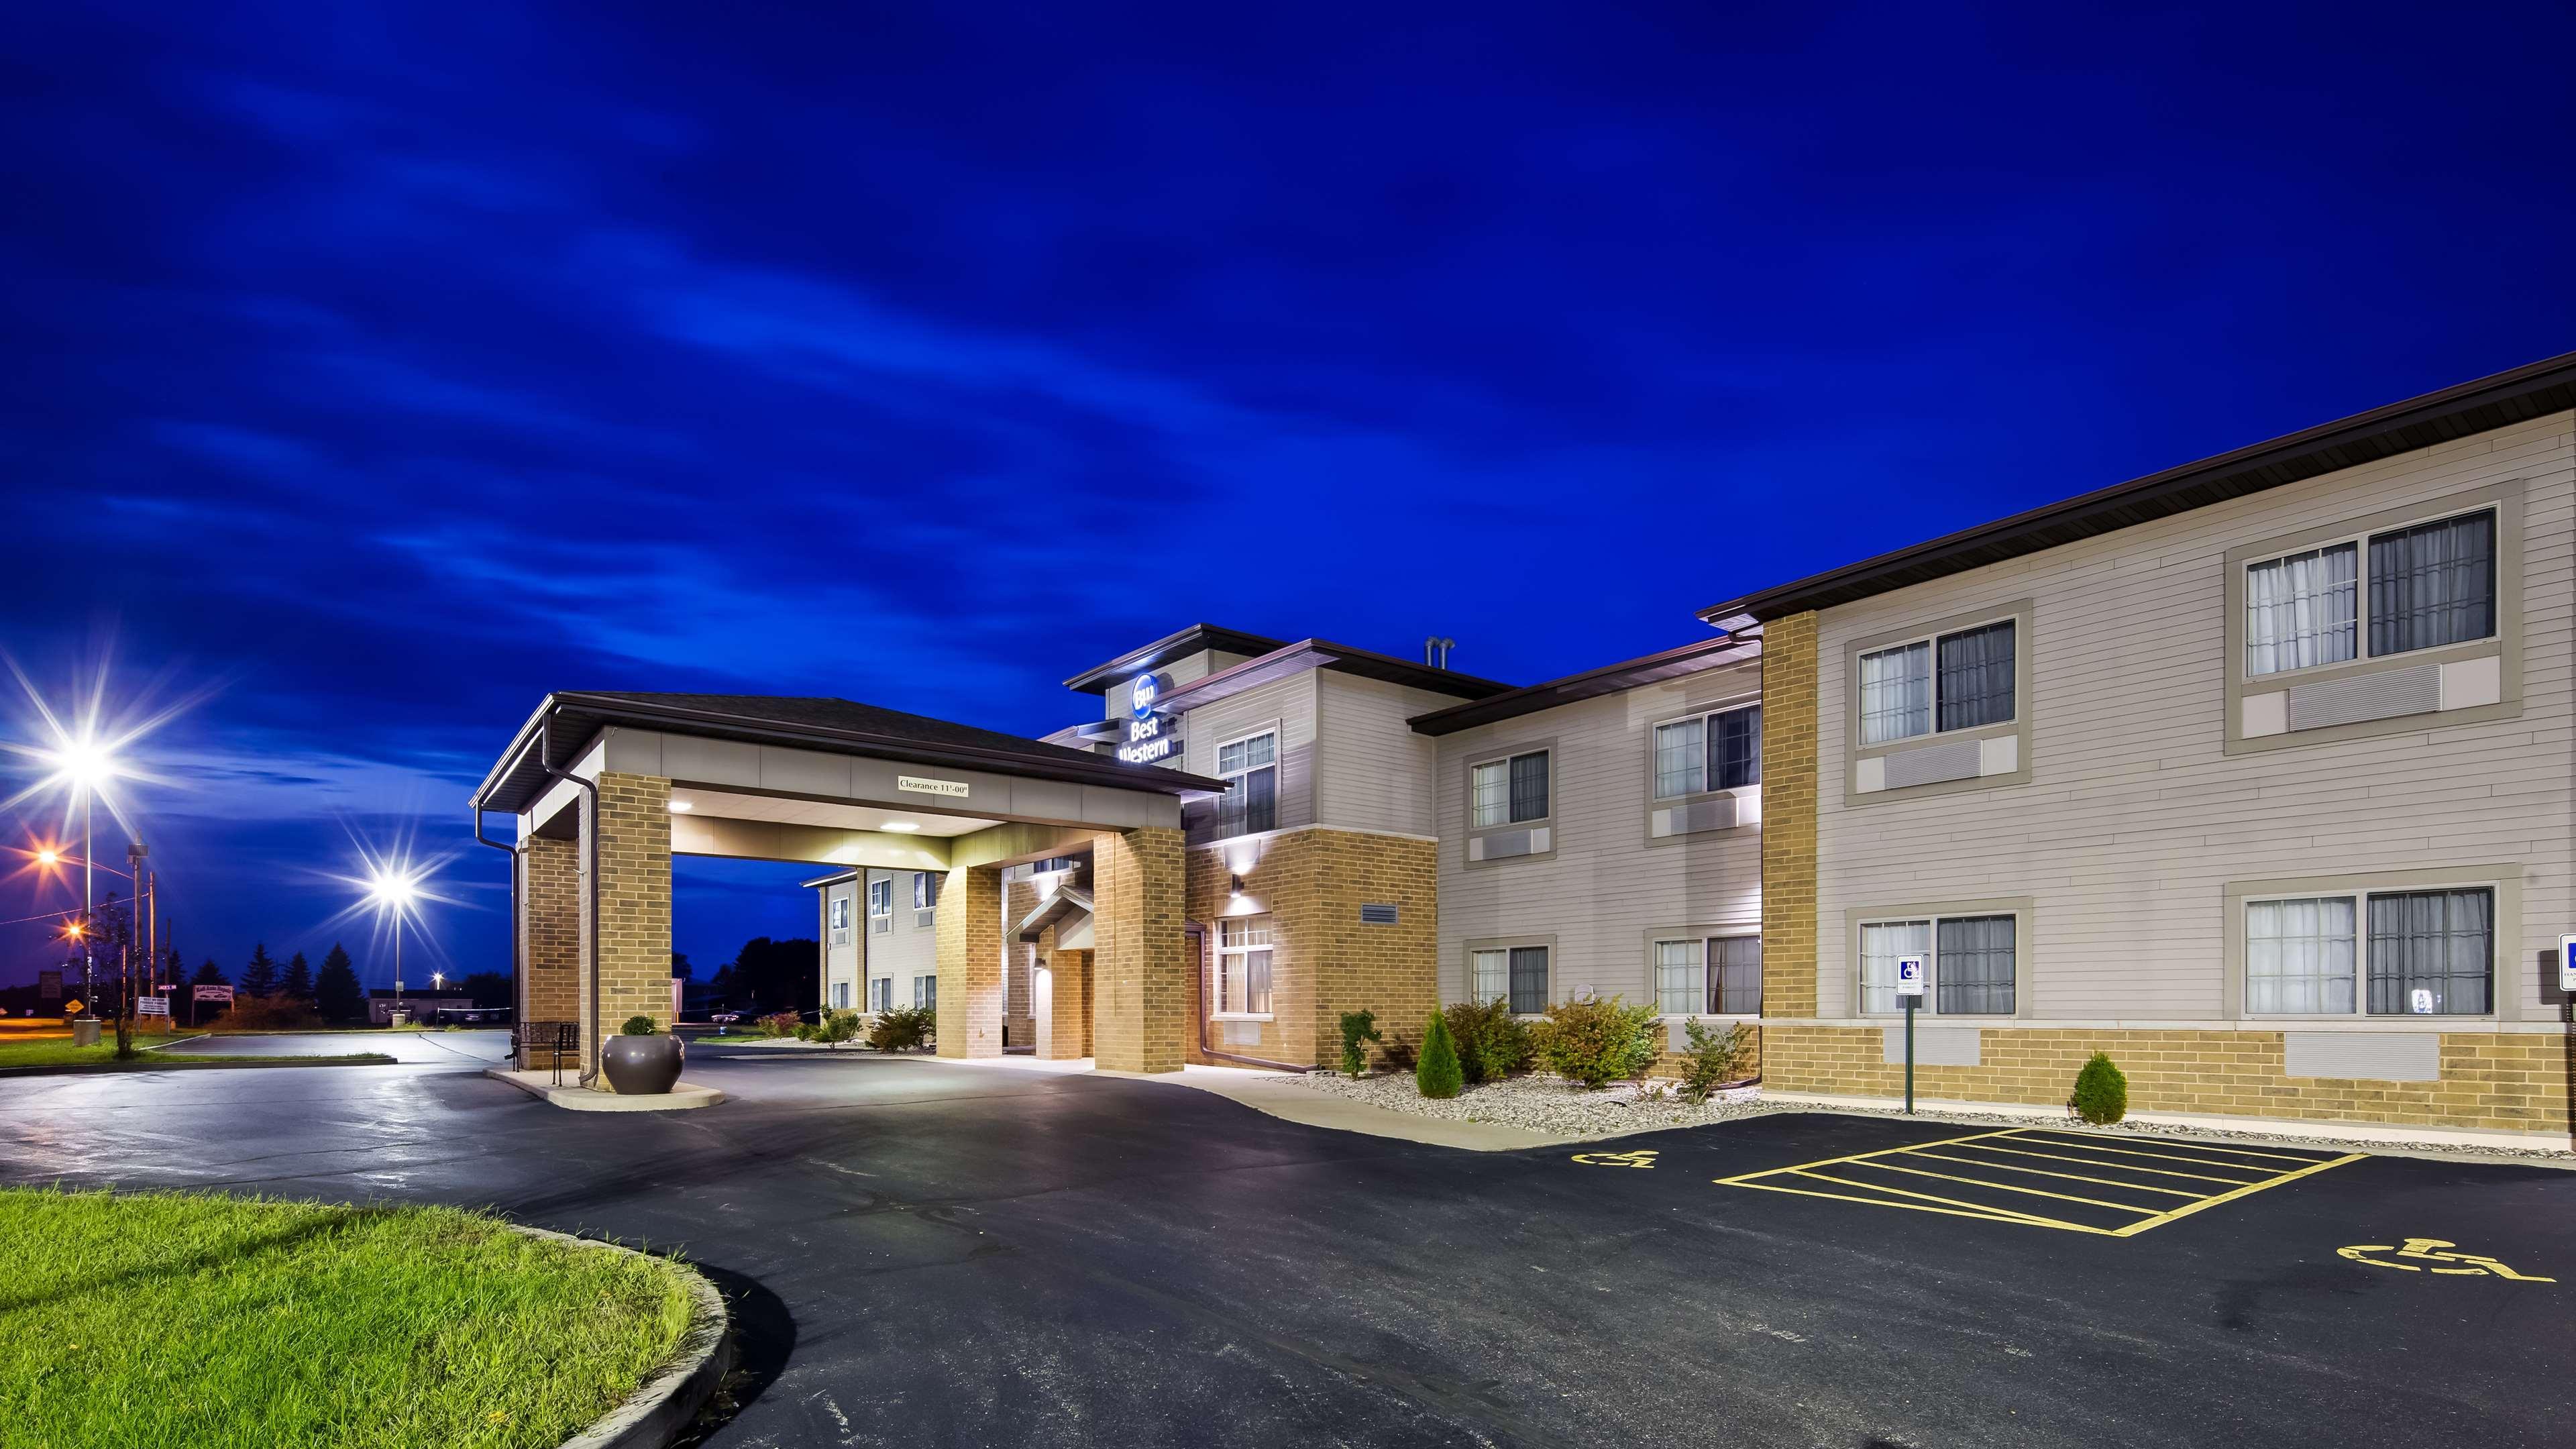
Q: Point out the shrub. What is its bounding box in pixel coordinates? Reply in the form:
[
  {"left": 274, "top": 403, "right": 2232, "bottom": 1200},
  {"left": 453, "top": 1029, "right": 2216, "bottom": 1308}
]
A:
[
  {"left": 792, "top": 1020, "right": 816, "bottom": 1040},
  {"left": 1444, "top": 998, "right": 1533, "bottom": 1084},
  {"left": 1677, "top": 1020, "right": 1754, "bottom": 1104},
  {"left": 2070, "top": 1053, "right": 2129, "bottom": 1124},
  {"left": 1338, "top": 1010, "right": 1383, "bottom": 1078},
  {"left": 757, "top": 1011, "right": 800, "bottom": 1039},
  {"left": 1532, "top": 995, "right": 1660, "bottom": 1089},
  {"left": 867, "top": 1005, "right": 935, "bottom": 1053},
  {"left": 620, "top": 1016, "right": 656, "bottom": 1036},
  {"left": 213, "top": 995, "right": 323, "bottom": 1032},
  {"left": 1415, "top": 1014, "right": 1464, "bottom": 1099},
  {"left": 1378, "top": 1032, "right": 1419, "bottom": 1073},
  {"left": 815, "top": 1010, "right": 861, "bottom": 1047}
]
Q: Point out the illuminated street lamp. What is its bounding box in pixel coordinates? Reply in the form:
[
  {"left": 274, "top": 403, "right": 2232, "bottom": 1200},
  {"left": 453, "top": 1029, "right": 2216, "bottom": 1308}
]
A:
[
  {"left": 44, "top": 738, "right": 117, "bottom": 1028},
  {"left": 368, "top": 869, "right": 419, "bottom": 1020}
]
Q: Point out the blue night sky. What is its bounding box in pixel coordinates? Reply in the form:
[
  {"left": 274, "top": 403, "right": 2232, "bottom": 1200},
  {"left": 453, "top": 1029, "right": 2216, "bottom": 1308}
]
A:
[{"left": 3, "top": 4, "right": 2573, "bottom": 989}]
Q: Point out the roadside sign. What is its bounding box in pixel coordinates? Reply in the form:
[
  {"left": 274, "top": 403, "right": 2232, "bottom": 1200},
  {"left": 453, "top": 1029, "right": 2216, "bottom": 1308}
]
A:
[
  {"left": 136, "top": 996, "right": 169, "bottom": 1017},
  {"left": 1895, "top": 955, "right": 1927, "bottom": 998},
  {"left": 193, "top": 984, "right": 233, "bottom": 1003},
  {"left": 38, "top": 969, "right": 62, "bottom": 1000}
]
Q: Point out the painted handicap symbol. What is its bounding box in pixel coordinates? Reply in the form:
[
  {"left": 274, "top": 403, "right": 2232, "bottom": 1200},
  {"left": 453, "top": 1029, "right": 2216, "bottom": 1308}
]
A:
[
  {"left": 1571, "top": 1149, "right": 1659, "bottom": 1169},
  {"left": 2337, "top": 1237, "right": 2555, "bottom": 1282}
]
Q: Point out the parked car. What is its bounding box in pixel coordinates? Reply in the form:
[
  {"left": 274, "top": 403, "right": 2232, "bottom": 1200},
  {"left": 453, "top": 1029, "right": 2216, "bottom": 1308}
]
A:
[{"left": 709, "top": 1011, "right": 742, "bottom": 1025}]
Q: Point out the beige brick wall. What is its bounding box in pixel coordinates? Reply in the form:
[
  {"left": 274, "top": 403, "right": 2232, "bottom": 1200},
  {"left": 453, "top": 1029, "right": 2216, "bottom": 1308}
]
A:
[
  {"left": 1764, "top": 1023, "right": 2573, "bottom": 1135},
  {"left": 1044, "top": 943, "right": 1093, "bottom": 1060},
  {"left": 519, "top": 836, "right": 580, "bottom": 1027},
  {"left": 1093, "top": 826, "right": 1187, "bottom": 1072},
  {"left": 934, "top": 863, "right": 1003, "bottom": 1058},
  {"left": 1186, "top": 827, "right": 1438, "bottom": 1070},
  {"left": 1759, "top": 610, "right": 1820, "bottom": 1021},
  {"left": 584, "top": 772, "right": 673, "bottom": 1085}
]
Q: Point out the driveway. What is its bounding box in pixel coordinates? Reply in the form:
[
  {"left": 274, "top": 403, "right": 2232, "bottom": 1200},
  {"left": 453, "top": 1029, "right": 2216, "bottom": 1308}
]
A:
[
  {"left": 1, "top": 1041, "right": 2569, "bottom": 1447},
  {"left": 153, "top": 1027, "right": 516, "bottom": 1065}
]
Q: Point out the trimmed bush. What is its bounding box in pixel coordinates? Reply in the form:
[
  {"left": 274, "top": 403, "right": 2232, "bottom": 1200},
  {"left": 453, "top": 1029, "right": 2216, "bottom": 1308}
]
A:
[
  {"left": 757, "top": 1011, "right": 800, "bottom": 1038},
  {"left": 620, "top": 1015, "right": 656, "bottom": 1036},
  {"left": 815, "top": 1010, "right": 861, "bottom": 1046},
  {"left": 1678, "top": 1020, "right": 1753, "bottom": 1104},
  {"left": 1338, "top": 1010, "right": 1382, "bottom": 1078},
  {"left": 1532, "top": 995, "right": 1660, "bottom": 1089},
  {"left": 2070, "top": 1052, "right": 2129, "bottom": 1124},
  {"left": 1415, "top": 1014, "right": 1464, "bottom": 1099},
  {"left": 1444, "top": 998, "right": 1533, "bottom": 1084},
  {"left": 866, "top": 1005, "right": 935, "bottom": 1053}
]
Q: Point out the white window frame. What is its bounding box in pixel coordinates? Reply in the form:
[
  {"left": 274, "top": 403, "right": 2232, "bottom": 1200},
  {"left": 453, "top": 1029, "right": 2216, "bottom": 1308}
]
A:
[
  {"left": 914, "top": 974, "right": 936, "bottom": 1010},
  {"left": 1856, "top": 910, "right": 2021, "bottom": 1018},
  {"left": 2240, "top": 883, "right": 2498, "bottom": 1019},
  {"left": 1468, "top": 747, "right": 1551, "bottom": 829},
  {"left": 831, "top": 981, "right": 851, "bottom": 1010},
  {"left": 1213, "top": 914, "right": 1275, "bottom": 1020},
  {"left": 1466, "top": 941, "right": 1552, "bottom": 1016},
  {"left": 867, "top": 877, "right": 892, "bottom": 934},
  {"left": 1856, "top": 616, "right": 2018, "bottom": 747},
  {"left": 1652, "top": 702, "right": 1762, "bottom": 801},
  {"left": 912, "top": 871, "right": 940, "bottom": 926},
  {"left": 1652, "top": 938, "right": 1704, "bottom": 1016},
  {"left": 2239, "top": 504, "right": 2500, "bottom": 684},
  {"left": 868, "top": 977, "right": 892, "bottom": 1013},
  {"left": 828, "top": 897, "right": 851, "bottom": 930},
  {"left": 1213, "top": 727, "right": 1280, "bottom": 839}
]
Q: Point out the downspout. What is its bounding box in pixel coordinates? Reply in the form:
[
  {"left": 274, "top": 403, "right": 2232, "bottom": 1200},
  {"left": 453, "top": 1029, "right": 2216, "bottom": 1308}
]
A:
[
  {"left": 468, "top": 804, "right": 519, "bottom": 1061},
  {"left": 535, "top": 720, "right": 604, "bottom": 1087},
  {"left": 1187, "top": 920, "right": 1309, "bottom": 1073}
]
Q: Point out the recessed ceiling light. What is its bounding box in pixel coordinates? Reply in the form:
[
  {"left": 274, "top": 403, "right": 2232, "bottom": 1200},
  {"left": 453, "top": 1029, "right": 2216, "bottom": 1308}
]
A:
[
  {"left": 882, "top": 821, "right": 920, "bottom": 833},
  {"left": 667, "top": 800, "right": 693, "bottom": 812}
]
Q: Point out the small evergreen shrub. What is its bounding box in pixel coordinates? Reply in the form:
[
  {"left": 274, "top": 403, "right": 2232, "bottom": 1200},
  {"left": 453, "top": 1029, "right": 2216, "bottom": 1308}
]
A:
[
  {"left": 1415, "top": 1013, "right": 1464, "bottom": 1099},
  {"left": 1444, "top": 998, "right": 1533, "bottom": 1084},
  {"left": 866, "top": 1005, "right": 935, "bottom": 1053},
  {"left": 2070, "top": 1052, "right": 2129, "bottom": 1124},
  {"left": 1677, "top": 1020, "right": 1754, "bottom": 1104},
  {"left": 619, "top": 1016, "right": 657, "bottom": 1036},
  {"left": 815, "top": 1010, "right": 861, "bottom": 1047},
  {"left": 1338, "top": 1010, "right": 1383, "bottom": 1078},
  {"left": 1532, "top": 996, "right": 1660, "bottom": 1089},
  {"left": 792, "top": 1020, "right": 816, "bottom": 1040}
]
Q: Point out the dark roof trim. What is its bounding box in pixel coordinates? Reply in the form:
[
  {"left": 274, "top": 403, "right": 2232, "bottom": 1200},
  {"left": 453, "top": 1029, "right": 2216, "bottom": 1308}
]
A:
[
  {"left": 1063, "top": 623, "right": 1289, "bottom": 693},
  {"left": 1408, "top": 635, "right": 1761, "bottom": 736},
  {"left": 1697, "top": 350, "right": 2576, "bottom": 625},
  {"left": 1153, "top": 638, "right": 1514, "bottom": 718},
  {"left": 473, "top": 692, "right": 1229, "bottom": 816}
]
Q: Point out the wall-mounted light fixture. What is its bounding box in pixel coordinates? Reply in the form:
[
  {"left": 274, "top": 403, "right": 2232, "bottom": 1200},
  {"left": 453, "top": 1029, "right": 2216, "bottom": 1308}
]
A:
[{"left": 1228, "top": 873, "right": 1245, "bottom": 895}]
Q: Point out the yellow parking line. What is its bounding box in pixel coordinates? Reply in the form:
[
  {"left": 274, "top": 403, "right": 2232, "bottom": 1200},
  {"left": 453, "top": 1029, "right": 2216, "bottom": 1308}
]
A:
[
  {"left": 2008, "top": 1131, "right": 2331, "bottom": 1167},
  {"left": 1956, "top": 1141, "right": 2259, "bottom": 1186},
  {"left": 1992, "top": 1135, "right": 2286, "bottom": 1176},
  {"left": 2103, "top": 1151, "right": 2366, "bottom": 1237},
  {"left": 1905, "top": 1149, "right": 2206, "bottom": 1199},
  {"left": 1799, "top": 1169, "right": 2109, "bottom": 1232},
  {"left": 1847, "top": 1159, "right": 2164, "bottom": 1216},
  {"left": 1715, "top": 1176, "right": 2106, "bottom": 1231},
  {"left": 1721, "top": 1128, "right": 2025, "bottom": 1180}
]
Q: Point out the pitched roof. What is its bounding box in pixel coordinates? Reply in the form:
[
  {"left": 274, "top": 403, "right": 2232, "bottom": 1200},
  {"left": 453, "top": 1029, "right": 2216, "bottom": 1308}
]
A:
[{"left": 1407, "top": 635, "right": 1760, "bottom": 736}]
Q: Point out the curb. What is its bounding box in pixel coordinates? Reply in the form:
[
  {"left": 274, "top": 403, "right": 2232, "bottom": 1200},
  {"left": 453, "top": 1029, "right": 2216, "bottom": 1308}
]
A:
[
  {"left": 483, "top": 1068, "right": 727, "bottom": 1112},
  {"left": 508, "top": 1225, "right": 734, "bottom": 1449},
  {"left": 0, "top": 1055, "right": 400, "bottom": 1078}
]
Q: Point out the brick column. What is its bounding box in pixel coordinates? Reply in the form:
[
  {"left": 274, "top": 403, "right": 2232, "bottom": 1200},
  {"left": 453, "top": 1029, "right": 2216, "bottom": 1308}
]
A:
[
  {"left": 582, "top": 771, "right": 673, "bottom": 1084},
  {"left": 1759, "top": 610, "right": 1821, "bottom": 1020},
  {"left": 1093, "top": 826, "right": 1187, "bottom": 1073},
  {"left": 519, "top": 837, "right": 580, "bottom": 1068},
  {"left": 1044, "top": 945, "right": 1092, "bottom": 1061},
  {"left": 935, "top": 863, "right": 1004, "bottom": 1057}
]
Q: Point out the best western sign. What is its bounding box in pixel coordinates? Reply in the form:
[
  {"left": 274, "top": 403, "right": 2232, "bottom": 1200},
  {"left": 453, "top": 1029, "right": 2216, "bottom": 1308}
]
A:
[{"left": 1116, "top": 712, "right": 1181, "bottom": 766}]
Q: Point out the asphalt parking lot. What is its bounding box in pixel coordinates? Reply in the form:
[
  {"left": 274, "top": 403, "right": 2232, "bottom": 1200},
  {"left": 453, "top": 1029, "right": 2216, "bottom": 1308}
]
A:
[{"left": 3, "top": 1038, "right": 2569, "bottom": 1448}]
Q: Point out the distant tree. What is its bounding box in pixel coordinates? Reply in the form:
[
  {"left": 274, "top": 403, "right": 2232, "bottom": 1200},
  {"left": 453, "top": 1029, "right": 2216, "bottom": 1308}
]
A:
[
  {"left": 280, "top": 951, "right": 315, "bottom": 1001},
  {"left": 671, "top": 952, "right": 692, "bottom": 981},
  {"left": 458, "top": 970, "right": 511, "bottom": 1008},
  {"left": 314, "top": 944, "right": 366, "bottom": 1023},
  {"left": 189, "top": 959, "right": 229, "bottom": 987},
  {"left": 239, "top": 943, "right": 280, "bottom": 998},
  {"left": 164, "top": 946, "right": 183, "bottom": 982},
  {"left": 721, "top": 936, "right": 820, "bottom": 1016}
]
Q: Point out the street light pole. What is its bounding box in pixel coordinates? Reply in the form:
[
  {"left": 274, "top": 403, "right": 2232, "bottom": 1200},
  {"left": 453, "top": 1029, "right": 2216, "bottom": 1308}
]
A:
[{"left": 80, "top": 791, "right": 93, "bottom": 1015}]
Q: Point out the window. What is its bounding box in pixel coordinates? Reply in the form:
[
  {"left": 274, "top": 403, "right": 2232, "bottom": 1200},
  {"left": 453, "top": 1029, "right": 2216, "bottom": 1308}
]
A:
[
  {"left": 1471, "top": 949, "right": 1509, "bottom": 1006},
  {"left": 1472, "top": 749, "right": 1550, "bottom": 827},
  {"left": 1216, "top": 915, "right": 1274, "bottom": 1016},
  {"left": 2244, "top": 508, "right": 2496, "bottom": 678},
  {"left": 2242, "top": 887, "right": 2493, "bottom": 1016},
  {"left": 1654, "top": 939, "right": 1703, "bottom": 1014},
  {"left": 1860, "top": 621, "right": 2016, "bottom": 745},
  {"left": 914, "top": 975, "right": 936, "bottom": 1010},
  {"left": 869, "top": 978, "right": 892, "bottom": 1013},
  {"left": 867, "top": 877, "right": 892, "bottom": 933},
  {"left": 1470, "top": 945, "right": 1550, "bottom": 1013},
  {"left": 828, "top": 897, "right": 850, "bottom": 930},
  {"left": 832, "top": 981, "right": 851, "bottom": 1010},
  {"left": 1655, "top": 705, "right": 1763, "bottom": 799},
  {"left": 1860, "top": 915, "right": 2015, "bottom": 1014},
  {"left": 912, "top": 872, "right": 939, "bottom": 911},
  {"left": 1215, "top": 731, "right": 1278, "bottom": 837},
  {"left": 1709, "top": 936, "right": 1762, "bottom": 1015}
]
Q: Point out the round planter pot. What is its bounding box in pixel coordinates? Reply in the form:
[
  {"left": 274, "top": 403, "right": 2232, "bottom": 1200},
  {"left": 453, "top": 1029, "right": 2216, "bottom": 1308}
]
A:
[{"left": 600, "top": 1033, "right": 685, "bottom": 1095}]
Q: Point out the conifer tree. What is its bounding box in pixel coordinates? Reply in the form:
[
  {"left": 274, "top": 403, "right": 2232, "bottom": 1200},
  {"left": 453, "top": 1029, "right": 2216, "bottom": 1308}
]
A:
[
  {"left": 281, "top": 951, "right": 315, "bottom": 1001},
  {"left": 239, "top": 943, "right": 281, "bottom": 998},
  {"left": 315, "top": 944, "right": 366, "bottom": 1023}
]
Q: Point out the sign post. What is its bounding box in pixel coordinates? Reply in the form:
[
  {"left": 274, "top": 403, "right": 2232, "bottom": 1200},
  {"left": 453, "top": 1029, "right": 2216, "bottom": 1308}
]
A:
[{"left": 1895, "top": 953, "right": 1927, "bottom": 1114}]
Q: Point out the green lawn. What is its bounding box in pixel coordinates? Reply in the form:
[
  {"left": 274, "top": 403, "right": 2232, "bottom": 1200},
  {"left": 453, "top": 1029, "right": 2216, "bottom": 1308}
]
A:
[
  {"left": 0, "top": 1187, "right": 700, "bottom": 1448},
  {"left": 0, "top": 1038, "right": 395, "bottom": 1071}
]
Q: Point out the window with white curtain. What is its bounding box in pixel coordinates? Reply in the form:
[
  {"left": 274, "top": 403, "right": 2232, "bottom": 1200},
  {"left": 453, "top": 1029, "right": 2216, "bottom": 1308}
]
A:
[
  {"left": 1471, "top": 749, "right": 1550, "bottom": 827},
  {"left": 1655, "top": 705, "right": 1762, "bottom": 799},
  {"left": 1215, "top": 730, "right": 1278, "bottom": 838},
  {"left": 828, "top": 897, "right": 850, "bottom": 930},
  {"left": 1471, "top": 948, "right": 1509, "bottom": 1006},
  {"left": 2245, "top": 543, "right": 2358, "bottom": 677},
  {"left": 867, "top": 877, "right": 892, "bottom": 934},
  {"left": 914, "top": 975, "right": 936, "bottom": 1010},
  {"left": 1653, "top": 716, "right": 1705, "bottom": 798},
  {"left": 2243, "top": 886, "right": 2492, "bottom": 1016},
  {"left": 1860, "top": 621, "right": 2014, "bottom": 745},
  {"left": 869, "top": 977, "right": 892, "bottom": 1013},
  {"left": 1709, "top": 936, "right": 1762, "bottom": 1014},
  {"left": 2245, "top": 896, "right": 2356, "bottom": 1013},
  {"left": 1860, "top": 915, "right": 2015, "bottom": 1015},
  {"left": 1217, "top": 915, "right": 1274, "bottom": 1016},
  {"left": 1654, "top": 939, "right": 1703, "bottom": 1014},
  {"left": 2243, "top": 507, "right": 2496, "bottom": 679}
]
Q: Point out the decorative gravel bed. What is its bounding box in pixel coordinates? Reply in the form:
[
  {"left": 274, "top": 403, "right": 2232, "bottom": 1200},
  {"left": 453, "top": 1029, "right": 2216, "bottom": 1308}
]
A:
[{"left": 1290, "top": 1071, "right": 2575, "bottom": 1163}]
